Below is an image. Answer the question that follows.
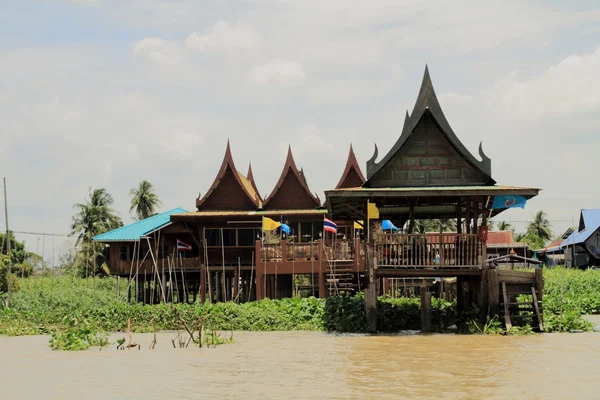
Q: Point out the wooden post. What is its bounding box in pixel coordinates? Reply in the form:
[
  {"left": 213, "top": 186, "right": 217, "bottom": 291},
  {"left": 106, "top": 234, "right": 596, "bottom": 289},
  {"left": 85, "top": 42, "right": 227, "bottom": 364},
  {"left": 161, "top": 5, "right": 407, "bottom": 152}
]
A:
[
  {"left": 487, "top": 269, "right": 499, "bottom": 318},
  {"left": 116, "top": 276, "right": 121, "bottom": 300},
  {"left": 256, "top": 273, "right": 264, "bottom": 300},
  {"left": 365, "top": 200, "right": 377, "bottom": 333},
  {"left": 233, "top": 264, "right": 239, "bottom": 303},
  {"left": 535, "top": 268, "right": 544, "bottom": 329},
  {"left": 420, "top": 286, "right": 432, "bottom": 332},
  {"left": 215, "top": 271, "right": 221, "bottom": 302},
  {"left": 466, "top": 199, "right": 472, "bottom": 234},
  {"left": 365, "top": 246, "right": 377, "bottom": 333},
  {"left": 456, "top": 198, "right": 462, "bottom": 234},
  {"left": 319, "top": 271, "right": 326, "bottom": 299},
  {"left": 200, "top": 265, "right": 206, "bottom": 303}
]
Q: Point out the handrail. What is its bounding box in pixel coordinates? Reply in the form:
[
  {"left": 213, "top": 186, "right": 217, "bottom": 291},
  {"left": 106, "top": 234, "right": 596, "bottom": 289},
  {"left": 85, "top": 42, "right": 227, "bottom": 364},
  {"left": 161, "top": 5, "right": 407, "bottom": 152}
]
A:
[{"left": 374, "top": 233, "right": 482, "bottom": 267}]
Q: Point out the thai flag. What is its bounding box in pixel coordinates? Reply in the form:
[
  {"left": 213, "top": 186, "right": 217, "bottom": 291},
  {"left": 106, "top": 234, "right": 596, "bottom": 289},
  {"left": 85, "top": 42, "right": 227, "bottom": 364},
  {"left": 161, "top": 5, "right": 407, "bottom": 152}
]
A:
[
  {"left": 176, "top": 239, "right": 192, "bottom": 251},
  {"left": 323, "top": 217, "right": 337, "bottom": 233}
]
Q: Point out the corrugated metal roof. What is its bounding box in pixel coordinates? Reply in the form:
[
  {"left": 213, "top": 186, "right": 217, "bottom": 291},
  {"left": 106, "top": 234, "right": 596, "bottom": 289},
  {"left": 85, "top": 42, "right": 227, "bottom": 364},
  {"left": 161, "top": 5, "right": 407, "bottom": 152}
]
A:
[
  {"left": 487, "top": 243, "right": 528, "bottom": 248},
  {"left": 172, "top": 209, "right": 328, "bottom": 218},
  {"left": 561, "top": 209, "right": 600, "bottom": 247},
  {"left": 487, "top": 231, "right": 514, "bottom": 245},
  {"left": 93, "top": 207, "right": 188, "bottom": 242},
  {"left": 327, "top": 185, "right": 539, "bottom": 192}
]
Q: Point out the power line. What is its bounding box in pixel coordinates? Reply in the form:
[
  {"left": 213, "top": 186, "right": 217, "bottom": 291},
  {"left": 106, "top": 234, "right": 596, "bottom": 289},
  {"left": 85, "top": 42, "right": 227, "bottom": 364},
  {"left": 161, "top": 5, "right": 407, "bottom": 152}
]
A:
[{"left": 10, "top": 230, "right": 72, "bottom": 238}]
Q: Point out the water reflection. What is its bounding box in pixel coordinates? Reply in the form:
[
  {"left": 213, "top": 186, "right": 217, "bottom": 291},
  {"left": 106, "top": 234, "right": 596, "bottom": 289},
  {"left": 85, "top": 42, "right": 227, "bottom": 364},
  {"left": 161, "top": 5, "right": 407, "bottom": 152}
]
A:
[{"left": 1, "top": 330, "right": 599, "bottom": 399}]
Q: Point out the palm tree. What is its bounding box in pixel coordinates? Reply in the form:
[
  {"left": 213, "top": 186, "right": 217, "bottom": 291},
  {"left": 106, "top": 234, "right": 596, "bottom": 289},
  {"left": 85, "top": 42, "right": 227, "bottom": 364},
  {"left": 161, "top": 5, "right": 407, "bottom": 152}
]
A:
[
  {"left": 129, "top": 180, "right": 162, "bottom": 221},
  {"left": 497, "top": 221, "right": 512, "bottom": 231},
  {"left": 527, "top": 210, "right": 552, "bottom": 241},
  {"left": 71, "top": 188, "right": 122, "bottom": 276},
  {"left": 435, "top": 219, "right": 457, "bottom": 232}
]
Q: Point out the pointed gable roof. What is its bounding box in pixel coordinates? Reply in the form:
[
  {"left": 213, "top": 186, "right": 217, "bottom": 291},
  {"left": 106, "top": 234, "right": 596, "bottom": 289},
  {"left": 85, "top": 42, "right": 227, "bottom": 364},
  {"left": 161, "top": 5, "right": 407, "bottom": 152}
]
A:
[
  {"left": 196, "top": 141, "right": 261, "bottom": 210},
  {"left": 365, "top": 65, "right": 494, "bottom": 186},
  {"left": 246, "top": 162, "right": 261, "bottom": 200},
  {"left": 263, "top": 146, "right": 321, "bottom": 210},
  {"left": 336, "top": 144, "right": 366, "bottom": 189}
]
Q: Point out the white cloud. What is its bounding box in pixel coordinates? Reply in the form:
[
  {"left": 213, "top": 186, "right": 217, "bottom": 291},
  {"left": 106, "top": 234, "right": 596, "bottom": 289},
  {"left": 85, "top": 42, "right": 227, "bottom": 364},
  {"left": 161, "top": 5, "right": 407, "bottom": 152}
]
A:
[
  {"left": 488, "top": 47, "right": 600, "bottom": 122},
  {"left": 133, "top": 37, "right": 184, "bottom": 66},
  {"left": 153, "top": 131, "right": 205, "bottom": 162},
  {"left": 249, "top": 59, "right": 306, "bottom": 86},
  {"left": 185, "top": 20, "right": 262, "bottom": 52}
]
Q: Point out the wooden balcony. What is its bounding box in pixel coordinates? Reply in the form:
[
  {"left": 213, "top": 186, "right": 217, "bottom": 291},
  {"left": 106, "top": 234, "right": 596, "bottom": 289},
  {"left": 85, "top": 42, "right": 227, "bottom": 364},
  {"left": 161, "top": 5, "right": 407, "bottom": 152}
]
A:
[
  {"left": 255, "top": 239, "right": 360, "bottom": 275},
  {"left": 374, "top": 233, "right": 483, "bottom": 271},
  {"left": 111, "top": 256, "right": 202, "bottom": 276}
]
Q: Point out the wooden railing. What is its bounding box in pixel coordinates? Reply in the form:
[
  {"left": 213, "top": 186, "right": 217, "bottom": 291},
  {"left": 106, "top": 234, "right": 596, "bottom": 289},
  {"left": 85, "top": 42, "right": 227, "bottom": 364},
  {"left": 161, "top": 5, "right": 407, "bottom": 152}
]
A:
[
  {"left": 286, "top": 242, "right": 319, "bottom": 261},
  {"left": 261, "top": 243, "right": 282, "bottom": 261},
  {"left": 259, "top": 240, "right": 358, "bottom": 262},
  {"left": 374, "top": 233, "right": 482, "bottom": 268},
  {"left": 323, "top": 240, "right": 355, "bottom": 261}
]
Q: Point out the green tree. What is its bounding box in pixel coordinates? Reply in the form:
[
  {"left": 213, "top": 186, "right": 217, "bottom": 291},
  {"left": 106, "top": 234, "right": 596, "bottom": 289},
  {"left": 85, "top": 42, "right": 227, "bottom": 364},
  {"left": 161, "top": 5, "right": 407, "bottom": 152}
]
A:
[
  {"left": 497, "top": 221, "right": 512, "bottom": 231},
  {"left": 0, "top": 254, "right": 19, "bottom": 298},
  {"left": 516, "top": 233, "right": 546, "bottom": 250},
  {"left": 0, "top": 232, "right": 41, "bottom": 278},
  {"left": 70, "top": 188, "right": 122, "bottom": 276},
  {"left": 129, "top": 180, "right": 162, "bottom": 221},
  {"left": 408, "top": 219, "right": 456, "bottom": 233},
  {"left": 527, "top": 210, "right": 552, "bottom": 242}
]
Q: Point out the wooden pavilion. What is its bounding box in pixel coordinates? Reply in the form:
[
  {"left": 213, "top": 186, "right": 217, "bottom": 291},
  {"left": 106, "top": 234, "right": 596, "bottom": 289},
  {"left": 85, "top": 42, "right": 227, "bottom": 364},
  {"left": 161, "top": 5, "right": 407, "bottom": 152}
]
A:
[{"left": 325, "top": 66, "right": 543, "bottom": 331}]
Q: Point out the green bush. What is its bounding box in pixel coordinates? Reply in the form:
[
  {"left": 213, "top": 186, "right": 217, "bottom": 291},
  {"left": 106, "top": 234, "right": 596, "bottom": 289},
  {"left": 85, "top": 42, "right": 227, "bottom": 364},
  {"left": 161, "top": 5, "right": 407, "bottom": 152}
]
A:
[{"left": 2, "top": 270, "right": 599, "bottom": 337}]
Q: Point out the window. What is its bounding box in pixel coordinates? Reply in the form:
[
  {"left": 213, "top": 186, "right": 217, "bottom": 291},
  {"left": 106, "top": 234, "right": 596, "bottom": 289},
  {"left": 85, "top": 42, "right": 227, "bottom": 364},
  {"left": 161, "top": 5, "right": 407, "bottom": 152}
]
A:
[
  {"left": 119, "top": 245, "right": 133, "bottom": 261},
  {"left": 238, "top": 229, "right": 258, "bottom": 246},
  {"left": 222, "top": 229, "right": 236, "bottom": 246},
  {"left": 205, "top": 229, "right": 220, "bottom": 246},
  {"left": 204, "top": 228, "right": 237, "bottom": 246},
  {"left": 158, "top": 244, "right": 168, "bottom": 259},
  {"left": 300, "top": 222, "right": 313, "bottom": 242},
  {"left": 179, "top": 245, "right": 199, "bottom": 258},
  {"left": 313, "top": 222, "right": 323, "bottom": 240}
]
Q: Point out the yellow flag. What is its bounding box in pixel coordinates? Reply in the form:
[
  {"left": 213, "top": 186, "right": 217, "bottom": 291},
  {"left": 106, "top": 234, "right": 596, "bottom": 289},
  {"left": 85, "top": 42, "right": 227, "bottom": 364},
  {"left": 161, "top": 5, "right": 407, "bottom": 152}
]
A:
[
  {"left": 262, "top": 216, "right": 281, "bottom": 231},
  {"left": 367, "top": 202, "right": 379, "bottom": 219},
  {"left": 354, "top": 220, "right": 364, "bottom": 230}
]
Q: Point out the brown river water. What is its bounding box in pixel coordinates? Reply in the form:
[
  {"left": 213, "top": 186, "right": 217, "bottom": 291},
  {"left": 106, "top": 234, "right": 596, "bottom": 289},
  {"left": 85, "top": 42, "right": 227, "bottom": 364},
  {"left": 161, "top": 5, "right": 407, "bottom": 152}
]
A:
[{"left": 2, "top": 320, "right": 600, "bottom": 400}]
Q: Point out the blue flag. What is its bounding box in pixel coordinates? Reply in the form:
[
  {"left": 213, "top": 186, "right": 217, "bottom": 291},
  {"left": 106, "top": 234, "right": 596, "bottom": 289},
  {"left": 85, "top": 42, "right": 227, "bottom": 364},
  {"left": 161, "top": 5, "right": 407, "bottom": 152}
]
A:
[
  {"left": 491, "top": 195, "right": 527, "bottom": 209},
  {"left": 382, "top": 220, "right": 399, "bottom": 231},
  {"left": 280, "top": 223, "right": 291, "bottom": 235}
]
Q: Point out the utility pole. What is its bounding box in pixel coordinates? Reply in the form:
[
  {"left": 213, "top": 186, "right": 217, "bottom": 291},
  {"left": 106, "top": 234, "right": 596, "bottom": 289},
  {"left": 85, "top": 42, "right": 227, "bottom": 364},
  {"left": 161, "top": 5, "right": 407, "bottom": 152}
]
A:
[{"left": 3, "top": 177, "right": 11, "bottom": 307}]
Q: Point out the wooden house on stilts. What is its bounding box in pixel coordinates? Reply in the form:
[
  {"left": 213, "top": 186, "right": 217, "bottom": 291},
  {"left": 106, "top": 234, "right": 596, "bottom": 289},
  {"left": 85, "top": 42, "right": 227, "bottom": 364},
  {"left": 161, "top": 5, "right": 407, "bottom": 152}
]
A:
[
  {"left": 94, "top": 66, "right": 546, "bottom": 332},
  {"left": 325, "top": 66, "right": 543, "bottom": 331}
]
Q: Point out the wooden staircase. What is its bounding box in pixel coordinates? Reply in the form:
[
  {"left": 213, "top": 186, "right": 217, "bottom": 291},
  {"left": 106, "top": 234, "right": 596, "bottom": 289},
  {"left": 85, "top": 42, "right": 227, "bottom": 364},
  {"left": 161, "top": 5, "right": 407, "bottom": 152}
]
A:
[
  {"left": 326, "top": 260, "right": 357, "bottom": 296},
  {"left": 499, "top": 282, "right": 544, "bottom": 332}
]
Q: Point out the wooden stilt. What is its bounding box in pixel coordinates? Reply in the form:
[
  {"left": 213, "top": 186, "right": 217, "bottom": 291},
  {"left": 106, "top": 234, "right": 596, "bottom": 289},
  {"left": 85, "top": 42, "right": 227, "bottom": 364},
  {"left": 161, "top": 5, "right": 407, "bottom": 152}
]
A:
[
  {"left": 365, "top": 244, "right": 377, "bottom": 333},
  {"left": 501, "top": 282, "right": 512, "bottom": 331},
  {"left": 420, "top": 287, "right": 432, "bottom": 332},
  {"left": 200, "top": 265, "right": 206, "bottom": 303},
  {"left": 215, "top": 271, "right": 221, "bottom": 302}
]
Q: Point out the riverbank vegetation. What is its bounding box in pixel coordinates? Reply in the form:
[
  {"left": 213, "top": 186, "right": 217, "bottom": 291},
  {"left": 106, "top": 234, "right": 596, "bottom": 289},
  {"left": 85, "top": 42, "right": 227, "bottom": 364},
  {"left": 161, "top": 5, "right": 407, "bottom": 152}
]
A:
[{"left": 1, "top": 267, "right": 598, "bottom": 338}]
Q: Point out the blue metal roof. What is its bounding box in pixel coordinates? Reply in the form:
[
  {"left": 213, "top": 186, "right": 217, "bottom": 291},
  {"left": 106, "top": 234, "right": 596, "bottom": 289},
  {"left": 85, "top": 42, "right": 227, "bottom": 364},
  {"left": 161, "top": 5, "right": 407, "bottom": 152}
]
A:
[
  {"left": 561, "top": 209, "right": 600, "bottom": 248},
  {"left": 93, "top": 207, "right": 188, "bottom": 242}
]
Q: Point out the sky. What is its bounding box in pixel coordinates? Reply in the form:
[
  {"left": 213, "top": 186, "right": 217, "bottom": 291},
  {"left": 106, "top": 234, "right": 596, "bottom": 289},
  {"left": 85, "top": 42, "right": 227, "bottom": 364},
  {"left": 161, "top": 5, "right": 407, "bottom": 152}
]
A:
[{"left": 1, "top": 0, "right": 599, "bottom": 264}]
